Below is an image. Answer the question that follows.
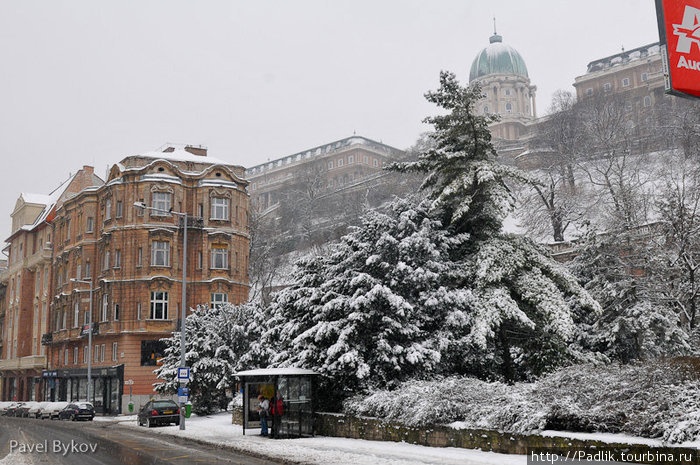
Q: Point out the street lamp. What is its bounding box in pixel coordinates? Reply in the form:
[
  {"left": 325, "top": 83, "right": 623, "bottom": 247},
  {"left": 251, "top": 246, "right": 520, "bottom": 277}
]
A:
[
  {"left": 70, "top": 278, "right": 95, "bottom": 403},
  {"left": 134, "top": 201, "right": 188, "bottom": 431}
]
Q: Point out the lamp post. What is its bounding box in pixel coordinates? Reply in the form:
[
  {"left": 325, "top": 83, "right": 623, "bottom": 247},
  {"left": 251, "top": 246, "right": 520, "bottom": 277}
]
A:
[
  {"left": 134, "top": 201, "right": 188, "bottom": 431},
  {"left": 70, "top": 278, "right": 95, "bottom": 403}
]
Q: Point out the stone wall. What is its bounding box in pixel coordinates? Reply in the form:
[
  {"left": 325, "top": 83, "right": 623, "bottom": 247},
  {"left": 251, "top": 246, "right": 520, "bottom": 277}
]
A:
[{"left": 314, "top": 413, "right": 693, "bottom": 461}]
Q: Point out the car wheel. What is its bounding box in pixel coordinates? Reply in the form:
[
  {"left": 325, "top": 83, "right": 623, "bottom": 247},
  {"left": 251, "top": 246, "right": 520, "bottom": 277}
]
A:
[
  {"left": 174, "top": 418, "right": 180, "bottom": 426},
  {"left": 147, "top": 418, "right": 153, "bottom": 428}
]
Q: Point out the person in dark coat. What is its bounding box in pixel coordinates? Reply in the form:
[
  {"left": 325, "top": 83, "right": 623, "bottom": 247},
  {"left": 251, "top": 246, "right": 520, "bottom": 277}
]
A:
[{"left": 269, "top": 391, "right": 284, "bottom": 438}]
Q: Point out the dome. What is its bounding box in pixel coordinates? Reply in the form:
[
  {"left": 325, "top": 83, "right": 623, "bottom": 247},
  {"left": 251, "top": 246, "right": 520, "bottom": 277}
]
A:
[{"left": 469, "top": 34, "right": 529, "bottom": 82}]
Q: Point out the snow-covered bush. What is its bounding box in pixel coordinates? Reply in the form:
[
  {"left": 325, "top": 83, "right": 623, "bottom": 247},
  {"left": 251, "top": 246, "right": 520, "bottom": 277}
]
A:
[{"left": 344, "top": 361, "right": 700, "bottom": 443}]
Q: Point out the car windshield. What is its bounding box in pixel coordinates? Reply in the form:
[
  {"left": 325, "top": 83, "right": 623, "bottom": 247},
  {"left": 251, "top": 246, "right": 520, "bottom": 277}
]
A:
[
  {"left": 153, "top": 401, "right": 177, "bottom": 409},
  {"left": 77, "top": 403, "right": 93, "bottom": 409}
]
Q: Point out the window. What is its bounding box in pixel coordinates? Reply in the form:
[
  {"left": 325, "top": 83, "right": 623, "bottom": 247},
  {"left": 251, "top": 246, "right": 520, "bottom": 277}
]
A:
[
  {"left": 348, "top": 155, "right": 354, "bottom": 164},
  {"left": 211, "top": 293, "right": 228, "bottom": 309},
  {"left": 114, "top": 250, "right": 121, "bottom": 268},
  {"left": 505, "top": 89, "right": 511, "bottom": 96},
  {"left": 373, "top": 159, "right": 378, "bottom": 167},
  {"left": 74, "top": 347, "right": 78, "bottom": 364},
  {"left": 137, "top": 247, "right": 142, "bottom": 267},
  {"left": 137, "top": 302, "right": 142, "bottom": 320},
  {"left": 94, "top": 345, "right": 99, "bottom": 363},
  {"left": 112, "top": 342, "right": 118, "bottom": 361},
  {"left": 198, "top": 203, "right": 204, "bottom": 217},
  {"left": 103, "top": 251, "right": 110, "bottom": 271},
  {"left": 141, "top": 340, "right": 166, "bottom": 366},
  {"left": 105, "top": 200, "right": 111, "bottom": 220},
  {"left": 328, "top": 161, "right": 334, "bottom": 169},
  {"left": 151, "top": 241, "right": 170, "bottom": 267},
  {"left": 603, "top": 82, "right": 611, "bottom": 92},
  {"left": 641, "top": 72, "right": 648, "bottom": 82},
  {"left": 86, "top": 217, "right": 93, "bottom": 233},
  {"left": 136, "top": 198, "right": 144, "bottom": 217},
  {"left": 101, "top": 295, "right": 108, "bottom": 321},
  {"left": 84, "top": 310, "right": 89, "bottom": 326},
  {"left": 644, "top": 95, "right": 651, "bottom": 107},
  {"left": 116, "top": 200, "right": 123, "bottom": 218},
  {"left": 65, "top": 349, "right": 69, "bottom": 365},
  {"left": 152, "top": 192, "right": 171, "bottom": 215},
  {"left": 150, "top": 291, "right": 168, "bottom": 320},
  {"left": 211, "top": 247, "right": 228, "bottom": 269},
  {"left": 85, "top": 261, "right": 91, "bottom": 278},
  {"left": 585, "top": 88, "right": 593, "bottom": 96},
  {"left": 505, "top": 102, "right": 513, "bottom": 113},
  {"left": 211, "top": 197, "right": 229, "bottom": 220},
  {"left": 484, "top": 106, "right": 489, "bottom": 114},
  {"left": 62, "top": 310, "right": 67, "bottom": 329},
  {"left": 197, "top": 251, "right": 203, "bottom": 269},
  {"left": 363, "top": 155, "right": 369, "bottom": 164},
  {"left": 113, "top": 303, "right": 119, "bottom": 321},
  {"left": 100, "top": 344, "right": 105, "bottom": 362},
  {"left": 74, "top": 301, "right": 80, "bottom": 328},
  {"left": 66, "top": 219, "right": 71, "bottom": 241},
  {"left": 622, "top": 77, "right": 630, "bottom": 87},
  {"left": 83, "top": 346, "right": 88, "bottom": 364},
  {"left": 76, "top": 263, "right": 81, "bottom": 280},
  {"left": 338, "top": 158, "right": 344, "bottom": 167}
]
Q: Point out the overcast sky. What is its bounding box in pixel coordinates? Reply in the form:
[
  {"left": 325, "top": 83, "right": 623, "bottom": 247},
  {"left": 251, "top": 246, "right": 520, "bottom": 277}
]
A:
[{"left": 0, "top": 0, "right": 660, "bottom": 245}]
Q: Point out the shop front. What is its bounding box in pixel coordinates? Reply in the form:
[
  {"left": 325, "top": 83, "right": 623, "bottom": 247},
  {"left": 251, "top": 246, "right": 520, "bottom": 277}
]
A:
[{"left": 42, "top": 364, "right": 124, "bottom": 415}]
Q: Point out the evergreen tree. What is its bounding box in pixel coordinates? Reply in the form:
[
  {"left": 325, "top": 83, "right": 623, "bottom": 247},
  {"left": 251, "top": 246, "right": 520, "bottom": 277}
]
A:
[{"left": 155, "top": 303, "right": 268, "bottom": 414}]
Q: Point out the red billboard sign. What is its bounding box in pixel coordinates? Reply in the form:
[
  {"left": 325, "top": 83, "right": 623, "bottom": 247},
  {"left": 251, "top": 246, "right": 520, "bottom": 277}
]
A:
[{"left": 656, "top": 0, "right": 700, "bottom": 99}]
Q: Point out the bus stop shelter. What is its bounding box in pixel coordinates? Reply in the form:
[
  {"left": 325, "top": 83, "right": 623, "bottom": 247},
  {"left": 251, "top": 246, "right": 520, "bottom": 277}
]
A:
[{"left": 235, "top": 368, "right": 318, "bottom": 438}]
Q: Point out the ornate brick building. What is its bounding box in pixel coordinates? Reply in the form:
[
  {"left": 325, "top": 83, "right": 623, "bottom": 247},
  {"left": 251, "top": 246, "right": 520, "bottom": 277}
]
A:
[
  {"left": 1, "top": 145, "right": 250, "bottom": 414},
  {"left": 0, "top": 168, "right": 102, "bottom": 401}
]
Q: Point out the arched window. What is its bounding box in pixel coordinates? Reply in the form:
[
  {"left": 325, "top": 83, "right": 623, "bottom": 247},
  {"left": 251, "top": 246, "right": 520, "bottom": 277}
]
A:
[{"left": 505, "top": 103, "right": 513, "bottom": 113}]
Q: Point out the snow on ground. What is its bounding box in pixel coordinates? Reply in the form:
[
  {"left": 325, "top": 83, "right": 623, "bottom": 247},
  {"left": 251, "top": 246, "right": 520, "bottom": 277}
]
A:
[{"left": 119, "top": 412, "right": 526, "bottom": 465}]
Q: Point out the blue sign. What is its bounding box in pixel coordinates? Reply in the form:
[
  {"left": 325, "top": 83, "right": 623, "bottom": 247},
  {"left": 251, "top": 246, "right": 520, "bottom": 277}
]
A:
[
  {"left": 177, "top": 367, "right": 190, "bottom": 380},
  {"left": 177, "top": 387, "right": 189, "bottom": 397}
]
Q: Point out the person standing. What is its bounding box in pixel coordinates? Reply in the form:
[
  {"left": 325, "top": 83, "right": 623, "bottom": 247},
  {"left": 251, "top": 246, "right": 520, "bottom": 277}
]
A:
[
  {"left": 257, "top": 394, "right": 270, "bottom": 436},
  {"left": 270, "top": 391, "right": 284, "bottom": 438}
]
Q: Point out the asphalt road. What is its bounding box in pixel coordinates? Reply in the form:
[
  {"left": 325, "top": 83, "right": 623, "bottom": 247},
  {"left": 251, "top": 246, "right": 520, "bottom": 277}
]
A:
[{"left": 0, "top": 417, "right": 282, "bottom": 465}]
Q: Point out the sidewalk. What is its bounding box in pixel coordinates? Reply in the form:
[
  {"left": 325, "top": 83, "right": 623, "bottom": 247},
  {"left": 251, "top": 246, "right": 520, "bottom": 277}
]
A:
[{"left": 108, "top": 412, "right": 526, "bottom": 465}]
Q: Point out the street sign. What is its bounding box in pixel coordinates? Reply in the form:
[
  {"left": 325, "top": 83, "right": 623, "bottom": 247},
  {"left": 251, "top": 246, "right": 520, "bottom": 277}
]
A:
[
  {"left": 656, "top": 0, "right": 700, "bottom": 99},
  {"left": 80, "top": 323, "right": 99, "bottom": 338},
  {"left": 177, "top": 367, "right": 190, "bottom": 381},
  {"left": 178, "top": 387, "right": 189, "bottom": 404}
]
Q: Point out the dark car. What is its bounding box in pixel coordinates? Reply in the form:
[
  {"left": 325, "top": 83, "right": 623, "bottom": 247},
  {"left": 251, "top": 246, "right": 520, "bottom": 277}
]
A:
[
  {"left": 16, "top": 401, "right": 39, "bottom": 418},
  {"left": 137, "top": 400, "right": 180, "bottom": 427},
  {"left": 58, "top": 402, "right": 95, "bottom": 421},
  {"left": 5, "top": 402, "right": 26, "bottom": 417}
]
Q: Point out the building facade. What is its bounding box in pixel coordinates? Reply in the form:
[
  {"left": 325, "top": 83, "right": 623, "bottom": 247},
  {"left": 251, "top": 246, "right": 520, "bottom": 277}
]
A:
[
  {"left": 246, "top": 136, "right": 403, "bottom": 212},
  {"left": 0, "top": 145, "right": 250, "bottom": 414},
  {"left": 0, "top": 168, "right": 102, "bottom": 402}
]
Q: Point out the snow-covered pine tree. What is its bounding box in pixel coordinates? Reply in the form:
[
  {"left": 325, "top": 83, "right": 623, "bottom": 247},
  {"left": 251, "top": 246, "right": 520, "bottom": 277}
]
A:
[
  {"left": 263, "top": 198, "right": 461, "bottom": 404},
  {"left": 154, "top": 302, "right": 267, "bottom": 414},
  {"left": 389, "top": 71, "right": 601, "bottom": 382}
]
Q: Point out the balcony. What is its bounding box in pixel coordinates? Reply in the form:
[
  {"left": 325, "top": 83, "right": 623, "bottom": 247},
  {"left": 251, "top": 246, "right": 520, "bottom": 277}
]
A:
[{"left": 0, "top": 354, "right": 47, "bottom": 371}]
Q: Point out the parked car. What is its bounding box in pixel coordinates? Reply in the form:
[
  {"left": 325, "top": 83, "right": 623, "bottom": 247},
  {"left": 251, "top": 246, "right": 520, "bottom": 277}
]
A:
[
  {"left": 16, "top": 401, "right": 39, "bottom": 418},
  {"left": 58, "top": 402, "right": 95, "bottom": 421},
  {"left": 47, "top": 402, "right": 69, "bottom": 420},
  {"left": 39, "top": 402, "right": 59, "bottom": 419},
  {"left": 5, "top": 402, "right": 26, "bottom": 417},
  {"left": 137, "top": 399, "right": 180, "bottom": 427},
  {"left": 0, "top": 402, "right": 19, "bottom": 416},
  {"left": 28, "top": 402, "right": 52, "bottom": 419}
]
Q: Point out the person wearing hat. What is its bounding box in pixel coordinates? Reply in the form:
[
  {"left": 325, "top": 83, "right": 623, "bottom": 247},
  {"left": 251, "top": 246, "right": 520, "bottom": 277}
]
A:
[{"left": 256, "top": 394, "right": 270, "bottom": 436}]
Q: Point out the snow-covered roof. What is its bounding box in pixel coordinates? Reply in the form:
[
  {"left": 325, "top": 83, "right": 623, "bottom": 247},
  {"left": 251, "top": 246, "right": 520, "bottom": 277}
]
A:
[
  {"left": 20, "top": 193, "right": 52, "bottom": 205},
  {"left": 235, "top": 368, "right": 319, "bottom": 377},
  {"left": 137, "top": 149, "right": 231, "bottom": 166}
]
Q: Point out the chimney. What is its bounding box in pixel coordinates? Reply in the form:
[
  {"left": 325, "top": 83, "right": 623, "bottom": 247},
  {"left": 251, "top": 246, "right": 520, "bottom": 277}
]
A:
[
  {"left": 82, "top": 165, "right": 94, "bottom": 174},
  {"left": 184, "top": 145, "right": 207, "bottom": 157},
  {"left": 163, "top": 147, "right": 176, "bottom": 153}
]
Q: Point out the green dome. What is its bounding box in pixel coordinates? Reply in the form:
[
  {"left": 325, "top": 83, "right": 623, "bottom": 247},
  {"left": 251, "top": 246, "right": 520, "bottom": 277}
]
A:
[{"left": 469, "top": 34, "right": 529, "bottom": 82}]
